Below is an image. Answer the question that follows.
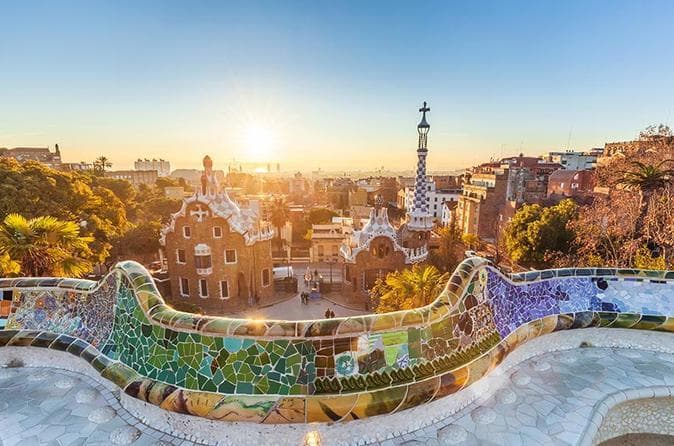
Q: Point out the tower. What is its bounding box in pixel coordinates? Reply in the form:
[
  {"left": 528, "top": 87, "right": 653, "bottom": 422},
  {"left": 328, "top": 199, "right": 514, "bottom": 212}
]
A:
[{"left": 406, "top": 101, "right": 434, "bottom": 233}]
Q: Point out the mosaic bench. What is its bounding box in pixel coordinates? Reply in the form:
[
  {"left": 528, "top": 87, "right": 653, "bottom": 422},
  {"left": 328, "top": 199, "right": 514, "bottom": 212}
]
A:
[{"left": 0, "top": 258, "right": 673, "bottom": 423}]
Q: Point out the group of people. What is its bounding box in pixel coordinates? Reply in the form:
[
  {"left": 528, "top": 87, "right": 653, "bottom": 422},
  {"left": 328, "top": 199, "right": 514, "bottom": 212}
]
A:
[{"left": 324, "top": 308, "right": 336, "bottom": 319}]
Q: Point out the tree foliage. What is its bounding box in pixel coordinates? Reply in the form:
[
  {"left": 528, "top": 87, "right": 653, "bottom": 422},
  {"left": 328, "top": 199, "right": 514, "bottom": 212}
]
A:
[
  {"left": 429, "top": 224, "right": 463, "bottom": 273},
  {"left": 0, "top": 158, "right": 127, "bottom": 265},
  {"left": 370, "top": 264, "right": 449, "bottom": 313},
  {"left": 93, "top": 156, "right": 112, "bottom": 174},
  {"left": 567, "top": 133, "right": 674, "bottom": 269},
  {"left": 307, "top": 207, "right": 338, "bottom": 225},
  {"left": 0, "top": 214, "right": 93, "bottom": 277},
  {"left": 503, "top": 199, "right": 577, "bottom": 268},
  {"left": 639, "top": 123, "right": 673, "bottom": 139},
  {"left": 270, "top": 197, "right": 290, "bottom": 234},
  {"left": 0, "top": 253, "right": 20, "bottom": 277},
  {"left": 108, "top": 220, "right": 162, "bottom": 261},
  {"left": 461, "top": 233, "right": 480, "bottom": 251},
  {"left": 616, "top": 160, "right": 674, "bottom": 238},
  {"left": 0, "top": 158, "right": 182, "bottom": 275}
]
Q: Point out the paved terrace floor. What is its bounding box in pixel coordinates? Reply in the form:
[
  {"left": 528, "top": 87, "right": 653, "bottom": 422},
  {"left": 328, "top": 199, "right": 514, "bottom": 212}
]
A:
[
  {"left": 234, "top": 269, "right": 369, "bottom": 320},
  {"left": 1, "top": 337, "right": 673, "bottom": 446}
]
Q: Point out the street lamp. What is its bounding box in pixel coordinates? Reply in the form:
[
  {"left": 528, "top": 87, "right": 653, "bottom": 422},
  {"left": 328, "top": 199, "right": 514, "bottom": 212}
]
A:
[{"left": 327, "top": 258, "right": 335, "bottom": 284}]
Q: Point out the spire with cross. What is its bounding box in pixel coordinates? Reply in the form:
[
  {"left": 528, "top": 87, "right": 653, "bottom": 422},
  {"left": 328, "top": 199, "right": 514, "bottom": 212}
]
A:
[{"left": 407, "top": 101, "right": 434, "bottom": 232}]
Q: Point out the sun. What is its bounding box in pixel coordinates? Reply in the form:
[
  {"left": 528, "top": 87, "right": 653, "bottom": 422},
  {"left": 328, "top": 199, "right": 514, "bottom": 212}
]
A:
[{"left": 243, "top": 126, "right": 276, "bottom": 161}]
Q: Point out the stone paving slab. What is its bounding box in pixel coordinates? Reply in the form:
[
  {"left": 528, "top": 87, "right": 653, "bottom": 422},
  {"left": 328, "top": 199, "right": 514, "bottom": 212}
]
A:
[{"left": 1, "top": 339, "right": 673, "bottom": 445}]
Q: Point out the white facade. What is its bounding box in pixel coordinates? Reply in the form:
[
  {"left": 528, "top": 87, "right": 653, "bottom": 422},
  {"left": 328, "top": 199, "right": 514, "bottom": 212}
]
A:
[
  {"left": 545, "top": 151, "right": 597, "bottom": 170},
  {"left": 402, "top": 180, "right": 461, "bottom": 221},
  {"left": 440, "top": 202, "right": 453, "bottom": 227},
  {"left": 135, "top": 158, "right": 171, "bottom": 177},
  {"left": 310, "top": 223, "right": 352, "bottom": 262}
]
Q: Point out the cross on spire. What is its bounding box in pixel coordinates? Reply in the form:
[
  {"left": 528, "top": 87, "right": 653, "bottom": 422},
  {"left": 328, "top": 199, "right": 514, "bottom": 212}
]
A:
[{"left": 419, "top": 101, "right": 430, "bottom": 118}]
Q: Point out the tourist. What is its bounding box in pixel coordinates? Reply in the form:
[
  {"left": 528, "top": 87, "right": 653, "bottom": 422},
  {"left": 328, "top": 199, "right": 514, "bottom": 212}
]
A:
[
  {"left": 324, "top": 308, "right": 331, "bottom": 319},
  {"left": 329, "top": 308, "right": 335, "bottom": 318}
]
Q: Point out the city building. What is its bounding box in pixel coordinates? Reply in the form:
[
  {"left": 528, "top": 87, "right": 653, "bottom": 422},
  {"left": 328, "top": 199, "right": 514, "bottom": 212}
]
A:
[
  {"left": 547, "top": 169, "right": 596, "bottom": 199},
  {"left": 164, "top": 186, "right": 185, "bottom": 200},
  {"left": 348, "top": 187, "right": 368, "bottom": 207},
  {"left": 340, "top": 103, "right": 431, "bottom": 305},
  {"left": 160, "top": 155, "right": 275, "bottom": 314},
  {"left": 456, "top": 154, "right": 563, "bottom": 241},
  {"left": 341, "top": 198, "right": 427, "bottom": 305},
  {"left": 399, "top": 179, "right": 462, "bottom": 222},
  {"left": 61, "top": 162, "right": 94, "bottom": 171},
  {"left": 0, "top": 145, "right": 62, "bottom": 169},
  {"left": 501, "top": 155, "right": 561, "bottom": 204},
  {"left": 289, "top": 172, "right": 310, "bottom": 196},
  {"left": 456, "top": 166, "right": 509, "bottom": 241},
  {"left": 544, "top": 150, "right": 598, "bottom": 170},
  {"left": 134, "top": 158, "right": 171, "bottom": 177},
  {"left": 104, "top": 169, "right": 158, "bottom": 186},
  {"left": 171, "top": 169, "right": 226, "bottom": 188},
  {"left": 309, "top": 222, "right": 353, "bottom": 262}
]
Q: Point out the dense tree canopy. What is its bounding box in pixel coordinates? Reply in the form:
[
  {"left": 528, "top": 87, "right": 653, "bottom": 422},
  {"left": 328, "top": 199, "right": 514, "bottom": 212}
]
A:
[
  {"left": 0, "top": 159, "right": 127, "bottom": 265},
  {"left": 0, "top": 159, "right": 181, "bottom": 275},
  {"left": 503, "top": 199, "right": 577, "bottom": 268}
]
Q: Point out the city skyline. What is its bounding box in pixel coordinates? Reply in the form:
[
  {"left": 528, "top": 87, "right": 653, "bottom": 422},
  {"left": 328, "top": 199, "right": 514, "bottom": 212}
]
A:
[{"left": 2, "top": 1, "right": 674, "bottom": 171}]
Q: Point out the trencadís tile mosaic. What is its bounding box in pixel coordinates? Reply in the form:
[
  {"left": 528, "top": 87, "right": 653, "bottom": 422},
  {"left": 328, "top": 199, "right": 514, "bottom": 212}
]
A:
[{"left": 1, "top": 257, "right": 673, "bottom": 423}]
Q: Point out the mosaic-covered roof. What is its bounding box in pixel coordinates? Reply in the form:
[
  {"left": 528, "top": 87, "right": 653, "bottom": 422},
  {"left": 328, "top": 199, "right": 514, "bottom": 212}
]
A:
[
  {"left": 340, "top": 206, "right": 428, "bottom": 263},
  {"left": 160, "top": 156, "right": 274, "bottom": 246}
]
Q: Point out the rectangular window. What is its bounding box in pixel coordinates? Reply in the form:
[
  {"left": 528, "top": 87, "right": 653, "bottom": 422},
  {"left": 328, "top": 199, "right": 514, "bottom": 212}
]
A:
[
  {"left": 179, "top": 277, "right": 189, "bottom": 297},
  {"left": 219, "top": 281, "right": 229, "bottom": 299},
  {"left": 176, "top": 249, "right": 186, "bottom": 264},
  {"left": 225, "top": 249, "right": 237, "bottom": 264},
  {"left": 199, "top": 279, "right": 208, "bottom": 298},
  {"left": 213, "top": 226, "right": 222, "bottom": 238},
  {"left": 195, "top": 255, "right": 212, "bottom": 269},
  {"left": 262, "top": 268, "right": 271, "bottom": 287},
  {"left": 183, "top": 226, "right": 191, "bottom": 238}
]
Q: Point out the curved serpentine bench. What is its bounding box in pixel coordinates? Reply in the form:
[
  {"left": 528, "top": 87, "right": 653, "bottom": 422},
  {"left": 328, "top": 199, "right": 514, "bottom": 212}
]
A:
[{"left": 0, "top": 257, "right": 672, "bottom": 423}]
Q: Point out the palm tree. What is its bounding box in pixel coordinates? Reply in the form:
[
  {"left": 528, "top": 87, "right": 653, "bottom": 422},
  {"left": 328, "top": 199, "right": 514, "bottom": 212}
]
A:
[
  {"left": 269, "top": 197, "right": 290, "bottom": 253},
  {"left": 0, "top": 214, "right": 94, "bottom": 277},
  {"left": 374, "top": 264, "right": 449, "bottom": 312},
  {"left": 93, "top": 156, "right": 112, "bottom": 174},
  {"left": 617, "top": 160, "right": 674, "bottom": 238},
  {"left": 0, "top": 253, "right": 20, "bottom": 277}
]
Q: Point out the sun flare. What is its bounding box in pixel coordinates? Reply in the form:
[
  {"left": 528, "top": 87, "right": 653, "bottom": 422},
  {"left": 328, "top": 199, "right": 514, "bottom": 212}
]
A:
[{"left": 244, "top": 126, "right": 276, "bottom": 161}]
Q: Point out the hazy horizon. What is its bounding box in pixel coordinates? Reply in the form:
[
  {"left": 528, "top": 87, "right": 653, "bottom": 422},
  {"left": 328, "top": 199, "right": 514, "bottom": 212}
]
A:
[{"left": 2, "top": 1, "right": 674, "bottom": 171}]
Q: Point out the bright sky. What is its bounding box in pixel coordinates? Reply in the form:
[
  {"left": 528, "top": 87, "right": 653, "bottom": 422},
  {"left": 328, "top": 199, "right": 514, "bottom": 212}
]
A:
[{"left": 2, "top": 1, "right": 674, "bottom": 172}]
